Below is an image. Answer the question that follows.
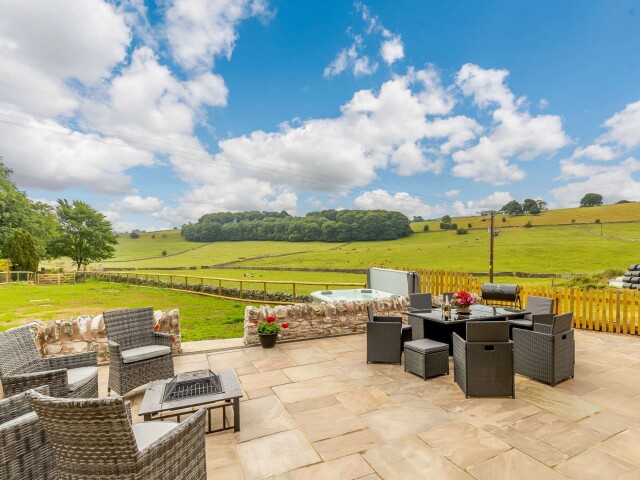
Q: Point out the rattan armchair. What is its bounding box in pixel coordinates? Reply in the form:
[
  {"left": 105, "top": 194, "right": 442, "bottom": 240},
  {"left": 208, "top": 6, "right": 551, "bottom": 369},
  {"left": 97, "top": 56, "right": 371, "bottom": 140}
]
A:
[
  {"left": 453, "top": 321, "right": 514, "bottom": 398},
  {"left": 513, "top": 312, "right": 575, "bottom": 386},
  {"left": 366, "top": 304, "right": 404, "bottom": 364},
  {"left": 0, "top": 325, "right": 98, "bottom": 398},
  {"left": 1, "top": 386, "right": 57, "bottom": 480},
  {"left": 26, "top": 389, "right": 206, "bottom": 480},
  {"left": 103, "top": 307, "right": 174, "bottom": 396}
]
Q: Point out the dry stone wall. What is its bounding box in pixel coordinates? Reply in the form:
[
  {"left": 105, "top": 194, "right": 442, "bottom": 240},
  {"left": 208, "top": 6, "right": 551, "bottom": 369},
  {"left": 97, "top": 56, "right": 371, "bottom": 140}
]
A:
[
  {"left": 27, "top": 309, "right": 181, "bottom": 365},
  {"left": 243, "top": 297, "right": 409, "bottom": 345}
]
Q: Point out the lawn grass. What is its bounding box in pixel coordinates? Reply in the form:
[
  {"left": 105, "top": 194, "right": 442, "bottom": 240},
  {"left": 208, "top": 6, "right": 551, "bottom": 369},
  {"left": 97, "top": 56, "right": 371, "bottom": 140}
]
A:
[{"left": 0, "top": 280, "right": 245, "bottom": 341}]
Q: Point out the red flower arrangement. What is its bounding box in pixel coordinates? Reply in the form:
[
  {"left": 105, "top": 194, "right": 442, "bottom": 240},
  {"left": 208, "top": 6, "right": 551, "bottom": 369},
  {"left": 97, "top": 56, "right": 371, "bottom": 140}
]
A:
[
  {"left": 256, "top": 315, "right": 289, "bottom": 335},
  {"left": 451, "top": 290, "right": 477, "bottom": 308}
]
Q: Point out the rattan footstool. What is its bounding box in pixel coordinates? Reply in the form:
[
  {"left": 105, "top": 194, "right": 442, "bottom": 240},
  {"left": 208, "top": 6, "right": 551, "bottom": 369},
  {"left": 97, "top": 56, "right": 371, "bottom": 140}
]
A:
[{"left": 404, "top": 338, "right": 449, "bottom": 380}]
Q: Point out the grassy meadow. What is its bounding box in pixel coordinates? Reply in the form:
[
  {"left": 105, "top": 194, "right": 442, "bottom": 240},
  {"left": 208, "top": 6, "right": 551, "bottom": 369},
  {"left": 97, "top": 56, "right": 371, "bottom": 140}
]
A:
[{"left": 0, "top": 280, "right": 245, "bottom": 340}]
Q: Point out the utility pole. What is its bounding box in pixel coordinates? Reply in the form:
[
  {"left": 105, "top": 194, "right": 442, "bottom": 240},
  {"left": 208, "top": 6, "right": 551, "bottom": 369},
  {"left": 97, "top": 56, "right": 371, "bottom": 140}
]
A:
[{"left": 489, "top": 211, "right": 495, "bottom": 283}]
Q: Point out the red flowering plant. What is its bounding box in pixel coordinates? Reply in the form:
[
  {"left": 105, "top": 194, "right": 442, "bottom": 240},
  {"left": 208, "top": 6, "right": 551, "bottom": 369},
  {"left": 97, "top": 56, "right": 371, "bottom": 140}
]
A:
[
  {"left": 255, "top": 315, "right": 289, "bottom": 335},
  {"left": 451, "top": 290, "right": 477, "bottom": 309}
]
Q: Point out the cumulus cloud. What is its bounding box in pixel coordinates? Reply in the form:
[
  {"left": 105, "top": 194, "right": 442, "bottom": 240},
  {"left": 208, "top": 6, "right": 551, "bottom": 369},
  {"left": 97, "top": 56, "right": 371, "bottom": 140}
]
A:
[
  {"left": 451, "top": 64, "right": 570, "bottom": 184},
  {"left": 551, "top": 158, "right": 640, "bottom": 207},
  {"left": 445, "top": 189, "right": 460, "bottom": 197},
  {"left": 166, "top": 0, "right": 272, "bottom": 72},
  {"left": 110, "top": 195, "right": 164, "bottom": 214},
  {"left": 0, "top": 117, "right": 154, "bottom": 194},
  {"left": 380, "top": 35, "right": 404, "bottom": 65},
  {"left": 598, "top": 100, "right": 640, "bottom": 150},
  {"left": 452, "top": 191, "right": 514, "bottom": 216},
  {"left": 354, "top": 190, "right": 438, "bottom": 218}
]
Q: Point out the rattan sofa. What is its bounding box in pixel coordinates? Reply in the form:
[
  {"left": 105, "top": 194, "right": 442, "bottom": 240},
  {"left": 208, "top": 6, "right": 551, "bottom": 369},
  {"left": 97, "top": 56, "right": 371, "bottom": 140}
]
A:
[
  {"left": 26, "top": 389, "right": 206, "bottom": 480},
  {"left": 103, "top": 307, "right": 174, "bottom": 396},
  {"left": 0, "top": 325, "right": 98, "bottom": 398},
  {"left": 513, "top": 312, "right": 575, "bottom": 386},
  {"left": 0, "top": 386, "right": 57, "bottom": 480},
  {"left": 453, "top": 321, "right": 514, "bottom": 398}
]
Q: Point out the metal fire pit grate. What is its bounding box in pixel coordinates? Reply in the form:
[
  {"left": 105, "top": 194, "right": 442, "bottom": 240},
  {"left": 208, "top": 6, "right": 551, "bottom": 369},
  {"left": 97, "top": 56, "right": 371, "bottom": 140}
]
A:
[{"left": 163, "top": 370, "right": 224, "bottom": 402}]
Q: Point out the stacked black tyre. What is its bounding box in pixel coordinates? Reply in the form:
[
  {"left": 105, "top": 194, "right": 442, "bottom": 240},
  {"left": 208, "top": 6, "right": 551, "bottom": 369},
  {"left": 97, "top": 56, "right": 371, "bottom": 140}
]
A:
[{"left": 622, "top": 264, "right": 640, "bottom": 290}]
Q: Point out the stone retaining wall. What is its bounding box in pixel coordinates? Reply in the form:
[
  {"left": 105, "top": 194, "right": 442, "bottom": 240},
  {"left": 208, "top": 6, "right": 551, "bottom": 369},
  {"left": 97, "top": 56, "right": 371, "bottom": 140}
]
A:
[
  {"left": 27, "top": 309, "right": 181, "bottom": 365},
  {"left": 243, "top": 297, "right": 409, "bottom": 345}
]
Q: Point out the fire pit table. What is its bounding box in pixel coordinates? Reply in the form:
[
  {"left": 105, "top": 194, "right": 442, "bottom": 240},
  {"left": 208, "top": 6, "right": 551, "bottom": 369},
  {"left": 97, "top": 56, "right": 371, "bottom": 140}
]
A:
[{"left": 138, "top": 369, "right": 243, "bottom": 433}]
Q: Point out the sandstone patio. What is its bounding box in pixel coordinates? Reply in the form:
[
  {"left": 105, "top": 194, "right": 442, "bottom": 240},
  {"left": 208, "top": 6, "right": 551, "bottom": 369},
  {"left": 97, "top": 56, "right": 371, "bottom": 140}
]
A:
[{"left": 102, "top": 330, "right": 640, "bottom": 480}]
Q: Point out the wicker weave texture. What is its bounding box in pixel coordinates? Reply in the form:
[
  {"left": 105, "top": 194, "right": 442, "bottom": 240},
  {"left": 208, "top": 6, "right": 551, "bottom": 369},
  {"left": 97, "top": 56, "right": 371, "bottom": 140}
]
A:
[
  {"left": 453, "top": 322, "right": 515, "bottom": 398},
  {"left": 103, "top": 308, "right": 175, "bottom": 396},
  {"left": 0, "top": 386, "right": 57, "bottom": 480},
  {"left": 0, "top": 326, "right": 98, "bottom": 398},
  {"left": 26, "top": 390, "right": 206, "bottom": 480},
  {"left": 514, "top": 328, "right": 574, "bottom": 386},
  {"left": 404, "top": 348, "right": 449, "bottom": 380},
  {"left": 366, "top": 321, "right": 402, "bottom": 364}
]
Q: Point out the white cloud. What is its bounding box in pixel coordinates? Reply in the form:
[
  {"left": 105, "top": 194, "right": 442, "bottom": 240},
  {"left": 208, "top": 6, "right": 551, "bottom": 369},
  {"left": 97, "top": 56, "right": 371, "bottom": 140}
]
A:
[
  {"left": 82, "top": 47, "right": 227, "bottom": 142},
  {"left": 452, "top": 191, "right": 514, "bottom": 216},
  {"left": 0, "top": 0, "right": 130, "bottom": 85},
  {"left": 598, "top": 100, "right": 640, "bottom": 150},
  {"left": 380, "top": 35, "right": 404, "bottom": 65},
  {"left": 445, "top": 189, "right": 460, "bottom": 197},
  {"left": 551, "top": 158, "right": 640, "bottom": 207},
  {"left": 569, "top": 144, "right": 617, "bottom": 161},
  {"left": 0, "top": 117, "right": 154, "bottom": 194},
  {"left": 452, "top": 64, "right": 570, "bottom": 184},
  {"left": 390, "top": 142, "right": 443, "bottom": 176},
  {"left": 166, "top": 0, "right": 271, "bottom": 72},
  {"left": 354, "top": 190, "right": 438, "bottom": 218},
  {"left": 110, "top": 195, "right": 164, "bottom": 214},
  {"left": 538, "top": 98, "right": 549, "bottom": 109},
  {"left": 325, "top": 3, "right": 404, "bottom": 78}
]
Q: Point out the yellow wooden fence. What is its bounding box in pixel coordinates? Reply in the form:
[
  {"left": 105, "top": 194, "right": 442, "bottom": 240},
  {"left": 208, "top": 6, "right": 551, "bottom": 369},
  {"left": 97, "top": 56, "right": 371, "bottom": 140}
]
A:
[
  {"left": 412, "top": 269, "right": 640, "bottom": 336},
  {"left": 0, "top": 270, "right": 36, "bottom": 283}
]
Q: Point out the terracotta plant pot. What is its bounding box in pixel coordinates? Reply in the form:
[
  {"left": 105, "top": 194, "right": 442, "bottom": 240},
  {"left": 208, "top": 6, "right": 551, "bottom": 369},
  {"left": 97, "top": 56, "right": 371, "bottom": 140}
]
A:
[{"left": 259, "top": 333, "right": 278, "bottom": 348}]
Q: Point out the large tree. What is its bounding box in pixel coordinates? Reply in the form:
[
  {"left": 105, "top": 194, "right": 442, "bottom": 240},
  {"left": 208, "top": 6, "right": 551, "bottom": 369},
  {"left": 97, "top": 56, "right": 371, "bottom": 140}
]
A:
[
  {"left": 522, "top": 198, "right": 541, "bottom": 215},
  {"left": 580, "top": 193, "right": 603, "bottom": 207},
  {"left": 0, "top": 159, "right": 57, "bottom": 258},
  {"left": 48, "top": 200, "right": 118, "bottom": 270}
]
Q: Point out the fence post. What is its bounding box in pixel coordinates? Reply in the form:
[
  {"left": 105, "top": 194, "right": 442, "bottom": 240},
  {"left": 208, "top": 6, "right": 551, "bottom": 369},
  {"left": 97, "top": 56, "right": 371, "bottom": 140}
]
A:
[{"left": 293, "top": 283, "right": 296, "bottom": 303}]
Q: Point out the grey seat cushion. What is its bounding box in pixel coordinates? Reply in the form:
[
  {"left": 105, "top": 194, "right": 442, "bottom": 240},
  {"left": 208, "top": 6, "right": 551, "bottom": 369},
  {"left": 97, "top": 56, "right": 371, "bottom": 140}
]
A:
[
  {"left": 509, "top": 319, "right": 533, "bottom": 328},
  {"left": 132, "top": 421, "right": 179, "bottom": 451},
  {"left": 67, "top": 366, "right": 99, "bottom": 392},
  {"left": 121, "top": 345, "right": 171, "bottom": 364},
  {"left": 404, "top": 338, "right": 448, "bottom": 354}
]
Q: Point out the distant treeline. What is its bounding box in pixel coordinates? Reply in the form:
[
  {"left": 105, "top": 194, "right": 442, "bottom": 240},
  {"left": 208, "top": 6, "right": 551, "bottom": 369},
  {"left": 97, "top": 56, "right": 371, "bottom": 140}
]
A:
[{"left": 181, "top": 210, "right": 413, "bottom": 242}]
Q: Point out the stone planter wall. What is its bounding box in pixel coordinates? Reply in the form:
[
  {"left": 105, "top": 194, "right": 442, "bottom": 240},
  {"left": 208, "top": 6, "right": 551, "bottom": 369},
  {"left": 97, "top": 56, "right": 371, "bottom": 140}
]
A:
[
  {"left": 27, "top": 309, "right": 181, "bottom": 365},
  {"left": 243, "top": 297, "right": 409, "bottom": 345}
]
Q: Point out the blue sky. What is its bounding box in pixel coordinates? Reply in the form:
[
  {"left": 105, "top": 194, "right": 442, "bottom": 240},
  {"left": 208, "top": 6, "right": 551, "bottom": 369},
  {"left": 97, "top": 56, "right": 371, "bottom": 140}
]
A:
[{"left": 1, "top": 0, "right": 639, "bottom": 231}]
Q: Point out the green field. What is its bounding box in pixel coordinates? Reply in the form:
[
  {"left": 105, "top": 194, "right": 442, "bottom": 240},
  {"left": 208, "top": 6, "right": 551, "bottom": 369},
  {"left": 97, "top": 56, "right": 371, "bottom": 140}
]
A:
[
  {"left": 411, "top": 202, "right": 640, "bottom": 232},
  {"left": 0, "top": 280, "right": 245, "bottom": 340}
]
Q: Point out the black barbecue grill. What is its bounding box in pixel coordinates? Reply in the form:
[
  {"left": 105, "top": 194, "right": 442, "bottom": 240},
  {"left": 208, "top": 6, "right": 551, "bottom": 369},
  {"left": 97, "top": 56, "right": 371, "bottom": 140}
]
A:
[
  {"left": 481, "top": 283, "right": 521, "bottom": 309},
  {"left": 163, "top": 370, "right": 224, "bottom": 402}
]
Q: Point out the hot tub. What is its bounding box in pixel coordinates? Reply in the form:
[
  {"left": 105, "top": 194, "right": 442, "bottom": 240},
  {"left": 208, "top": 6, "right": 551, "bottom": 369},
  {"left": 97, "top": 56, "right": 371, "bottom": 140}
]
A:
[{"left": 310, "top": 288, "right": 400, "bottom": 303}]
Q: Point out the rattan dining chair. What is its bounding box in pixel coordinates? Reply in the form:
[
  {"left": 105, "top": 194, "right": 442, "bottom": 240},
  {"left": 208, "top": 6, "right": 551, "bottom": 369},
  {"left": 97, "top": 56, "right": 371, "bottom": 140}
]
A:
[
  {"left": 103, "top": 307, "right": 174, "bottom": 396},
  {"left": 509, "top": 296, "right": 554, "bottom": 333},
  {"left": 453, "top": 321, "right": 514, "bottom": 398},
  {"left": 366, "top": 304, "right": 406, "bottom": 364},
  {"left": 26, "top": 389, "right": 206, "bottom": 480},
  {"left": 0, "top": 325, "right": 98, "bottom": 398},
  {"left": 409, "top": 293, "right": 433, "bottom": 311},
  {"left": 0, "top": 386, "right": 57, "bottom": 480},
  {"left": 513, "top": 312, "right": 575, "bottom": 386}
]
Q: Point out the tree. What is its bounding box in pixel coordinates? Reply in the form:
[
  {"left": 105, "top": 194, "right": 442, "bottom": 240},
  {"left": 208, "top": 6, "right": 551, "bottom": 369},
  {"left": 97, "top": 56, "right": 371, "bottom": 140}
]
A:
[
  {"left": 522, "top": 199, "right": 541, "bottom": 214},
  {"left": 422, "top": 225, "right": 429, "bottom": 232},
  {"left": 500, "top": 200, "right": 523, "bottom": 215},
  {"left": 0, "top": 159, "right": 56, "bottom": 258},
  {"left": 441, "top": 215, "right": 451, "bottom": 224},
  {"left": 48, "top": 200, "right": 118, "bottom": 270},
  {"left": 580, "top": 193, "right": 603, "bottom": 207},
  {"left": 536, "top": 199, "right": 548, "bottom": 211},
  {"left": 6, "top": 229, "right": 39, "bottom": 271}
]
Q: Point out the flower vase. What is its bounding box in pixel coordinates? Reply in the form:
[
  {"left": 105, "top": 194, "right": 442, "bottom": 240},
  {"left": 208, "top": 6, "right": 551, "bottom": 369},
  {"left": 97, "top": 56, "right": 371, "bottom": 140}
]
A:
[{"left": 259, "top": 333, "right": 278, "bottom": 349}]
